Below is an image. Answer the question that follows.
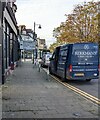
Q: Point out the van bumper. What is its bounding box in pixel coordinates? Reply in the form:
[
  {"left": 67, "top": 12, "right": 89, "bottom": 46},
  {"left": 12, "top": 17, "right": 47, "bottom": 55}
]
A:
[
  {"left": 66, "top": 72, "right": 99, "bottom": 80},
  {"left": 66, "top": 76, "right": 99, "bottom": 81}
]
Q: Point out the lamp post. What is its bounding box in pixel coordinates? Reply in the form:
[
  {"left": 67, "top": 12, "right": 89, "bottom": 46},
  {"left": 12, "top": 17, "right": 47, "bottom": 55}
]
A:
[
  {"left": 33, "top": 22, "right": 41, "bottom": 64},
  {"left": 34, "top": 22, "right": 41, "bottom": 34}
]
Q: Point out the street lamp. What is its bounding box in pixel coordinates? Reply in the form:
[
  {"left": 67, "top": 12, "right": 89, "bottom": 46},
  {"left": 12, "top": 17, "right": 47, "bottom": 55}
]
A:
[
  {"left": 33, "top": 22, "right": 41, "bottom": 64},
  {"left": 34, "top": 22, "right": 41, "bottom": 33}
]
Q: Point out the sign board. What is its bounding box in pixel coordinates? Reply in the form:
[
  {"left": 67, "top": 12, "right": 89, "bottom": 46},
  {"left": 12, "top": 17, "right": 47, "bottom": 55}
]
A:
[
  {"left": 23, "top": 41, "right": 35, "bottom": 50},
  {"left": 21, "top": 35, "right": 33, "bottom": 41},
  {"left": 20, "top": 41, "right": 23, "bottom": 49}
]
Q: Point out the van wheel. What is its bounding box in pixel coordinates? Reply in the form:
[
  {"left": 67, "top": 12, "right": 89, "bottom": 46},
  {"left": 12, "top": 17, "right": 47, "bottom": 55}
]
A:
[
  {"left": 86, "top": 79, "right": 91, "bottom": 82},
  {"left": 61, "top": 72, "right": 66, "bottom": 82},
  {"left": 61, "top": 77, "right": 66, "bottom": 82}
]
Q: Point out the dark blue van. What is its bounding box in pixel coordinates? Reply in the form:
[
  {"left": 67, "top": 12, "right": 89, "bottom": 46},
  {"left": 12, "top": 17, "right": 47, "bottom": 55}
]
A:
[{"left": 49, "top": 43, "right": 99, "bottom": 81}]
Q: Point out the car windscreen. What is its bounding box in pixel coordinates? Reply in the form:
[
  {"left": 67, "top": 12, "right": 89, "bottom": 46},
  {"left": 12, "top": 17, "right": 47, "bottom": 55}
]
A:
[{"left": 71, "top": 43, "right": 99, "bottom": 65}]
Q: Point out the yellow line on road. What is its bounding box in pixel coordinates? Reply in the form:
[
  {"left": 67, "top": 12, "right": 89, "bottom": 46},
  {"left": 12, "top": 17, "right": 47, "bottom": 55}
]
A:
[
  {"left": 42, "top": 68, "right": 100, "bottom": 105},
  {"left": 50, "top": 74, "right": 100, "bottom": 105}
]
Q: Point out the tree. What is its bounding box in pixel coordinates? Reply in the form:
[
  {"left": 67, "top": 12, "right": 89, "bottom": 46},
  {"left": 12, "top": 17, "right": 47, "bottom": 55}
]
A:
[{"left": 49, "top": 1, "right": 99, "bottom": 52}]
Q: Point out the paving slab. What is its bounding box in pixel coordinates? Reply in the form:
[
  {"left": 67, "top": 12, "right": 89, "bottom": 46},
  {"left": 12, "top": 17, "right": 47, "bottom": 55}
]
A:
[{"left": 2, "top": 61, "right": 99, "bottom": 119}]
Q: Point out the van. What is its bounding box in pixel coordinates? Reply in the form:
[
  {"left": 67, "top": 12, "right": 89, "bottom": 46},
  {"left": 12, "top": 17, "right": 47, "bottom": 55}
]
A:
[{"left": 49, "top": 42, "right": 99, "bottom": 81}]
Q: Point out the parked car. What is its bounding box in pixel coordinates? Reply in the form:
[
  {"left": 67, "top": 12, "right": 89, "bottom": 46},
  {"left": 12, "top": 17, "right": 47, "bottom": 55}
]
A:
[{"left": 41, "top": 53, "right": 52, "bottom": 67}]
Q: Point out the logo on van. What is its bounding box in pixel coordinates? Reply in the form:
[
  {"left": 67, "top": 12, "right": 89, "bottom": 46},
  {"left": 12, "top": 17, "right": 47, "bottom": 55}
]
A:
[{"left": 84, "top": 45, "right": 89, "bottom": 49}]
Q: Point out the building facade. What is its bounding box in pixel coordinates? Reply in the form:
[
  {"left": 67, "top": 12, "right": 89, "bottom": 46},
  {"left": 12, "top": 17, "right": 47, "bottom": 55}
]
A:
[
  {"left": 37, "top": 38, "right": 47, "bottom": 59},
  {"left": 18, "top": 26, "right": 35, "bottom": 61},
  {"left": 1, "top": 1, "right": 19, "bottom": 84}
]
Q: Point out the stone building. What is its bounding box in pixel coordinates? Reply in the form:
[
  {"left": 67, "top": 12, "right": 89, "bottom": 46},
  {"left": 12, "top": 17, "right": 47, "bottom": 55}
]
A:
[
  {"left": 37, "top": 38, "right": 47, "bottom": 59},
  {"left": 18, "top": 25, "right": 35, "bottom": 61}
]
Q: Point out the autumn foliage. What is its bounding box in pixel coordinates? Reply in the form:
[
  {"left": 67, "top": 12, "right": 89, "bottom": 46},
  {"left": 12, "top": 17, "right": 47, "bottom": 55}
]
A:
[{"left": 49, "top": 1, "right": 100, "bottom": 52}]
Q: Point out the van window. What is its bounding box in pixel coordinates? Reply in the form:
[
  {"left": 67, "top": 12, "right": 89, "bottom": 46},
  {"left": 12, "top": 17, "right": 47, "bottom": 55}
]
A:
[
  {"left": 52, "top": 52, "right": 56, "bottom": 59},
  {"left": 59, "top": 49, "right": 68, "bottom": 62},
  {"left": 72, "top": 44, "right": 98, "bottom": 65}
]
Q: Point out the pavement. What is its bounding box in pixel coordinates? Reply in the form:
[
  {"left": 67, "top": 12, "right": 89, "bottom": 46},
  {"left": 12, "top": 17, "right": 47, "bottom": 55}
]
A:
[{"left": 2, "top": 60, "right": 99, "bottom": 118}]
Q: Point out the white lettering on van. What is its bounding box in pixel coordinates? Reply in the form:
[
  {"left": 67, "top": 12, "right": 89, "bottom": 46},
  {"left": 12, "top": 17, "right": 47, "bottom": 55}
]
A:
[{"left": 75, "top": 51, "right": 97, "bottom": 56}]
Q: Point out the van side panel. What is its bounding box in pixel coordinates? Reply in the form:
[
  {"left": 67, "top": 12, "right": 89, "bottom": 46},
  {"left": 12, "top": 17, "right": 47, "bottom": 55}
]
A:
[
  {"left": 57, "top": 45, "right": 71, "bottom": 79},
  {"left": 66, "top": 43, "right": 99, "bottom": 80}
]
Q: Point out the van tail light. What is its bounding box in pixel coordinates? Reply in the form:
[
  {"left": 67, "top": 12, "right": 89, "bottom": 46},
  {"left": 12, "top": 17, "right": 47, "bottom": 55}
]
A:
[
  {"left": 99, "top": 64, "right": 100, "bottom": 71},
  {"left": 69, "top": 65, "right": 72, "bottom": 72}
]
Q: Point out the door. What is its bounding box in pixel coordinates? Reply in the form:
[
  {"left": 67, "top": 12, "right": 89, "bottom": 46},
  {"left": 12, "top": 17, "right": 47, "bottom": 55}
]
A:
[
  {"left": 50, "top": 46, "right": 60, "bottom": 74},
  {"left": 71, "top": 43, "right": 99, "bottom": 80}
]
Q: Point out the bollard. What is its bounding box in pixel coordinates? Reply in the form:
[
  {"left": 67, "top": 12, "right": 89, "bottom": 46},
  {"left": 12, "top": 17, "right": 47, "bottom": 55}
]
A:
[
  {"left": 46, "top": 66, "right": 50, "bottom": 81},
  {"left": 19, "top": 59, "right": 21, "bottom": 67},
  {"left": 10, "top": 62, "right": 14, "bottom": 70},
  {"left": 38, "top": 63, "right": 41, "bottom": 72}
]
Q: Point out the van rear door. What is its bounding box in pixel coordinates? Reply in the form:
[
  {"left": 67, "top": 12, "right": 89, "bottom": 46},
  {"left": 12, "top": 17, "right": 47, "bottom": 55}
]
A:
[{"left": 71, "top": 43, "right": 99, "bottom": 80}]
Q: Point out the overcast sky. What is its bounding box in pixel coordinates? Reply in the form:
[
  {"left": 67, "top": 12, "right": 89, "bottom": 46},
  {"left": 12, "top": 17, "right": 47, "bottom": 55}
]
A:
[{"left": 15, "top": 0, "right": 97, "bottom": 47}]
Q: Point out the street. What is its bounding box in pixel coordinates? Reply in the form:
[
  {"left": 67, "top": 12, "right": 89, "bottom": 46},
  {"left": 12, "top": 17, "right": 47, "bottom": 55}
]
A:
[
  {"left": 45, "top": 67, "right": 99, "bottom": 98},
  {"left": 43, "top": 65, "right": 99, "bottom": 98},
  {"left": 2, "top": 61, "right": 99, "bottom": 118},
  {"left": 0, "top": 0, "right": 100, "bottom": 119},
  {"left": 66, "top": 79, "right": 99, "bottom": 98}
]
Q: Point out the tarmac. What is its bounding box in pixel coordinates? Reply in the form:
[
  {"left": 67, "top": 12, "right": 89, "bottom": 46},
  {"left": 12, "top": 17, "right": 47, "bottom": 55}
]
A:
[{"left": 2, "top": 60, "right": 99, "bottom": 118}]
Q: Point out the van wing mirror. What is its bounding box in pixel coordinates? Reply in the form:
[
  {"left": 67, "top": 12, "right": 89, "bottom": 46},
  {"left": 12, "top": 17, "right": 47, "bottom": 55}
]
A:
[{"left": 49, "top": 57, "right": 53, "bottom": 61}]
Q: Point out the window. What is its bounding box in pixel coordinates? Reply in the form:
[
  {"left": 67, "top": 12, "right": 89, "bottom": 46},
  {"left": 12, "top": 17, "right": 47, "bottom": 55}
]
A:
[
  {"left": 59, "top": 49, "right": 68, "bottom": 62},
  {"left": 52, "top": 52, "right": 55, "bottom": 59}
]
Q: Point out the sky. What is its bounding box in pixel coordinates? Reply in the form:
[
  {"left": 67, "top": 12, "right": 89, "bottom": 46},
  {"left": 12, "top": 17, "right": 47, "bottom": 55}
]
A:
[{"left": 15, "top": 0, "right": 97, "bottom": 47}]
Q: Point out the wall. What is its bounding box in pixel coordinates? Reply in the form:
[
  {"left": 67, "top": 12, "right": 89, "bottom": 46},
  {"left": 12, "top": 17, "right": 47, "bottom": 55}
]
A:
[{"left": 1, "top": 4, "right": 19, "bottom": 84}]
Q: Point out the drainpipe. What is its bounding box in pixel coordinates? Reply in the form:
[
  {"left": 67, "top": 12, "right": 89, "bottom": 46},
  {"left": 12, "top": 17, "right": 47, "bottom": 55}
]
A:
[
  {"left": 0, "top": 1, "right": 2, "bottom": 84},
  {"left": 0, "top": 1, "right": 5, "bottom": 84},
  {"left": 0, "top": 2, "right": 6, "bottom": 84}
]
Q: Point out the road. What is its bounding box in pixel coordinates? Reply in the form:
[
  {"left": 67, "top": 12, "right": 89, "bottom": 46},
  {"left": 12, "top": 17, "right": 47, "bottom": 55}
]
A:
[
  {"left": 44, "top": 67, "right": 99, "bottom": 99},
  {"left": 65, "top": 79, "right": 99, "bottom": 98}
]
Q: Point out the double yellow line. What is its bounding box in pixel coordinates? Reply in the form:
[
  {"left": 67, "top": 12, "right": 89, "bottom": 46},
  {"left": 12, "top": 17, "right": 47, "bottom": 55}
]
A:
[{"left": 50, "top": 74, "right": 100, "bottom": 105}]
